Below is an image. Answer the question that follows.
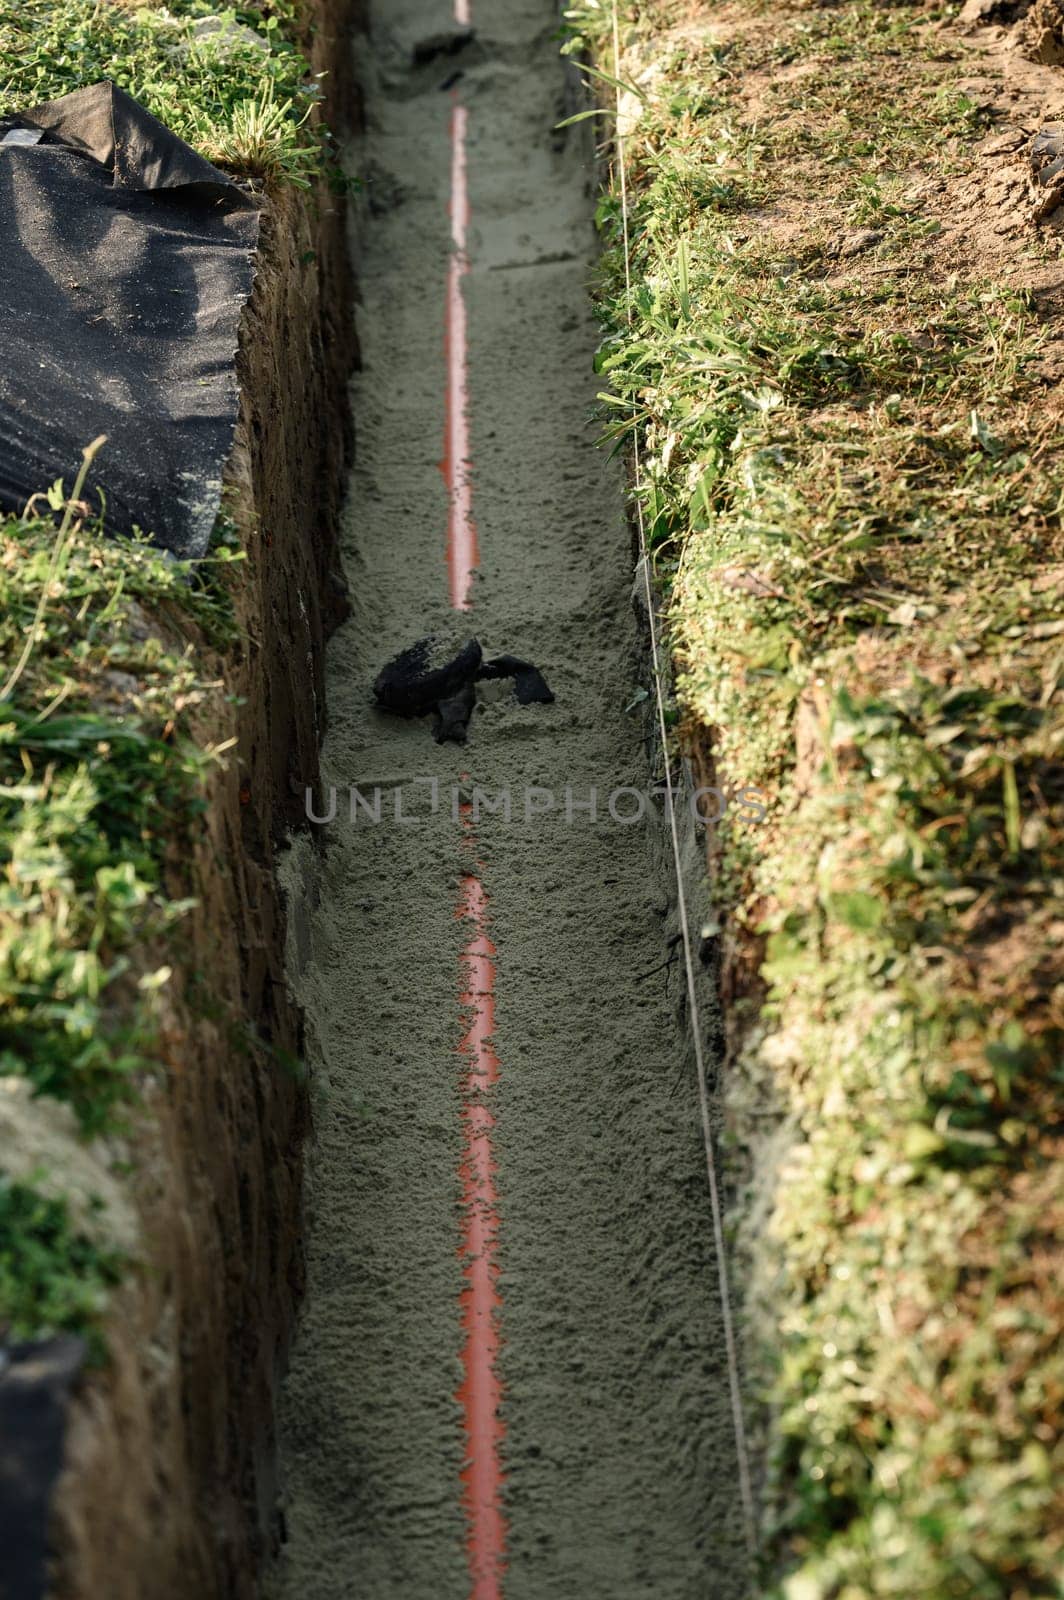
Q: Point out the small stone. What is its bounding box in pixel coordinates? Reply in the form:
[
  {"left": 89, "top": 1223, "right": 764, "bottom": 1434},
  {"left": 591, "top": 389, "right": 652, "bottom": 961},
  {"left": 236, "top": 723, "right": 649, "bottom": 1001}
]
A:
[
  {"left": 979, "top": 127, "right": 1029, "bottom": 155},
  {"left": 1031, "top": 124, "right": 1064, "bottom": 174},
  {"left": 958, "top": 0, "right": 1023, "bottom": 25},
  {"left": 838, "top": 228, "right": 883, "bottom": 258},
  {"left": 188, "top": 15, "right": 270, "bottom": 53}
]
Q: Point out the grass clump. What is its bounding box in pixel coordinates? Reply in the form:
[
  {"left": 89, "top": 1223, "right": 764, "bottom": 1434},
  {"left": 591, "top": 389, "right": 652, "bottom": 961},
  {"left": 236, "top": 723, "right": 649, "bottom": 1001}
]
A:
[
  {"left": 0, "top": 0, "right": 324, "bottom": 186},
  {"left": 0, "top": 481, "right": 239, "bottom": 1133},
  {"left": 0, "top": 1176, "right": 125, "bottom": 1357},
  {"left": 568, "top": 1, "right": 1064, "bottom": 1594}
]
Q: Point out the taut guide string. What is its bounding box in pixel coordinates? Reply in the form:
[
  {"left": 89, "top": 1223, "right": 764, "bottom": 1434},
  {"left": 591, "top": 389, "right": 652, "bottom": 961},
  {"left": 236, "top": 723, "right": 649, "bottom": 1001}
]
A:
[{"left": 608, "top": 0, "right": 758, "bottom": 1562}]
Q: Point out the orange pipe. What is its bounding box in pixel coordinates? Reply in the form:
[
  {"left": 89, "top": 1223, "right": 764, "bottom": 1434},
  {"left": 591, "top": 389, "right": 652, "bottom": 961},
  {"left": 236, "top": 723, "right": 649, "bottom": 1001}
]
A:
[
  {"left": 445, "top": 39, "right": 507, "bottom": 1599},
  {"left": 445, "top": 101, "right": 477, "bottom": 610},
  {"left": 455, "top": 859, "right": 506, "bottom": 1598}
]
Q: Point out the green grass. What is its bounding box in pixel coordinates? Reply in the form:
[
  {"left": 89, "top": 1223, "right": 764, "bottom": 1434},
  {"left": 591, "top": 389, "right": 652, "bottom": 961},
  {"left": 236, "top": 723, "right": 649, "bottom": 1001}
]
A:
[
  {"left": 0, "top": 0, "right": 325, "bottom": 186},
  {"left": 0, "top": 444, "right": 242, "bottom": 1359},
  {"left": 568, "top": 1, "right": 1064, "bottom": 1594},
  {"left": 0, "top": 1176, "right": 125, "bottom": 1357},
  {"left": 0, "top": 498, "right": 240, "bottom": 1133},
  {"left": 0, "top": 0, "right": 330, "bottom": 1353}
]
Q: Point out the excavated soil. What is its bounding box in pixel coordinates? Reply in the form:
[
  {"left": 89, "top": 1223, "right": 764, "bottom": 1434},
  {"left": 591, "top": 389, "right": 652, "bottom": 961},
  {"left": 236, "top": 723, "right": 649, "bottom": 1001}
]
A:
[{"left": 270, "top": 3, "right": 750, "bottom": 1596}]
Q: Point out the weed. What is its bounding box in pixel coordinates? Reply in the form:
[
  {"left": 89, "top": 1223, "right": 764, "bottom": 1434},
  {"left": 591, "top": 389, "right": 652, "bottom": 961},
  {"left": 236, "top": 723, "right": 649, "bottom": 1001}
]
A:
[
  {"left": 188, "top": 78, "right": 322, "bottom": 188},
  {"left": 0, "top": 1175, "right": 125, "bottom": 1357}
]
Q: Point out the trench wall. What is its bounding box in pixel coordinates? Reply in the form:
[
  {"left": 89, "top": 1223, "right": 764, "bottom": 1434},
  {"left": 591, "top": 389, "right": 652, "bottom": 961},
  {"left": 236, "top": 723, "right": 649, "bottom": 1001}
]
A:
[{"left": 47, "top": 7, "right": 360, "bottom": 1595}]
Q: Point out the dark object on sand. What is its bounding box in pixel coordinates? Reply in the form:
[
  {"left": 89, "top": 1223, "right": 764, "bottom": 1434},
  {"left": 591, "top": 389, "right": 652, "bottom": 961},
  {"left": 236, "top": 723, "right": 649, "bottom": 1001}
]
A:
[
  {"left": 412, "top": 28, "right": 476, "bottom": 67},
  {"left": 0, "top": 82, "right": 259, "bottom": 558},
  {"left": 373, "top": 636, "right": 554, "bottom": 744}
]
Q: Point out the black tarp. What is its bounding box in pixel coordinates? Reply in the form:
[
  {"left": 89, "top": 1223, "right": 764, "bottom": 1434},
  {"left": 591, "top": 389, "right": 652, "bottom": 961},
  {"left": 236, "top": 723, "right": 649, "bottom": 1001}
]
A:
[
  {"left": 0, "top": 82, "right": 260, "bottom": 558},
  {"left": 0, "top": 1337, "right": 85, "bottom": 1600}
]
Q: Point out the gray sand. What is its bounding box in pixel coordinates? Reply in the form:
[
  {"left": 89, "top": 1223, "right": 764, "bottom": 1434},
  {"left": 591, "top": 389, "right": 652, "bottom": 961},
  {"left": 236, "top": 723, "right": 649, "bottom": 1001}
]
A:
[{"left": 270, "top": 3, "right": 751, "bottom": 1596}]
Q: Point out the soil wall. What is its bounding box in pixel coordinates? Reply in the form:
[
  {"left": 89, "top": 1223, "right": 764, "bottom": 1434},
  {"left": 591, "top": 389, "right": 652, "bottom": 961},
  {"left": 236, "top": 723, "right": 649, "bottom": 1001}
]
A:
[{"left": 45, "top": 7, "right": 360, "bottom": 1596}]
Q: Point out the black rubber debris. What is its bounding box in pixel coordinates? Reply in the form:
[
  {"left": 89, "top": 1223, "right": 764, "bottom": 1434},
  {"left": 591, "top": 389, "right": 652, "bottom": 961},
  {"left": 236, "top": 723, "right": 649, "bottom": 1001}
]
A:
[{"left": 373, "top": 636, "right": 554, "bottom": 744}]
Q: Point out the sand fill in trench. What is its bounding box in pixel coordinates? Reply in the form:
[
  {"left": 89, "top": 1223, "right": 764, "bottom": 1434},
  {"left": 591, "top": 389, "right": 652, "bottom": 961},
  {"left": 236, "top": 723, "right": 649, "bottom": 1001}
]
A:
[{"left": 269, "top": 2, "right": 751, "bottom": 1596}]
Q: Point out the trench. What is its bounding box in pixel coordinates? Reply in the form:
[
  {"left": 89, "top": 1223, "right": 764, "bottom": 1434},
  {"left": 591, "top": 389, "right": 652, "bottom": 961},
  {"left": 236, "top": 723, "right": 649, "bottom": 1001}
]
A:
[{"left": 269, "top": 2, "right": 750, "bottom": 1596}]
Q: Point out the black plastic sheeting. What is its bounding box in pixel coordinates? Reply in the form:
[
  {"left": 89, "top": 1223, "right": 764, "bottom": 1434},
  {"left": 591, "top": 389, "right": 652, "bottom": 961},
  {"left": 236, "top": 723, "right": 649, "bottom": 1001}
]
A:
[
  {"left": 0, "top": 82, "right": 260, "bottom": 558},
  {"left": 0, "top": 1337, "right": 85, "bottom": 1600}
]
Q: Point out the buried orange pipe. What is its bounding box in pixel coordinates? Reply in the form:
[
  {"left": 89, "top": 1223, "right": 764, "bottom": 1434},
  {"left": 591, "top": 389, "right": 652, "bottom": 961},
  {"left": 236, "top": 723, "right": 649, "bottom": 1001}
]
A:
[
  {"left": 455, "top": 851, "right": 506, "bottom": 1598},
  {"left": 444, "top": 96, "right": 476, "bottom": 612},
  {"left": 444, "top": 23, "right": 508, "bottom": 1598}
]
